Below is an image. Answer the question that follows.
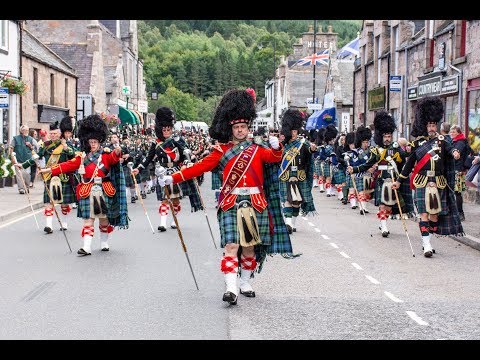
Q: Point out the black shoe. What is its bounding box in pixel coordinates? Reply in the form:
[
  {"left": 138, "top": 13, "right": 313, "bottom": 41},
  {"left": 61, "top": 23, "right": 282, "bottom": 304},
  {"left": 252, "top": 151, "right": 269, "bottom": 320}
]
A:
[
  {"left": 131, "top": 196, "right": 136, "bottom": 203},
  {"left": 101, "top": 247, "right": 110, "bottom": 252},
  {"left": 151, "top": 187, "right": 155, "bottom": 193},
  {"left": 59, "top": 227, "right": 67, "bottom": 231},
  {"left": 342, "top": 199, "right": 348, "bottom": 205},
  {"left": 459, "top": 212, "right": 465, "bottom": 221},
  {"left": 146, "top": 189, "right": 151, "bottom": 194},
  {"left": 240, "top": 289, "right": 256, "bottom": 297},
  {"left": 158, "top": 226, "right": 167, "bottom": 232},
  {"left": 351, "top": 205, "right": 358, "bottom": 209},
  {"left": 19, "top": 189, "right": 25, "bottom": 194},
  {"left": 286, "top": 224, "right": 293, "bottom": 234},
  {"left": 171, "top": 223, "right": 177, "bottom": 229},
  {"left": 326, "top": 194, "right": 331, "bottom": 197},
  {"left": 77, "top": 248, "right": 91, "bottom": 256},
  {"left": 141, "top": 192, "right": 146, "bottom": 199},
  {"left": 293, "top": 228, "right": 296, "bottom": 232},
  {"left": 44, "top": 226, "right": 53, "bottom": 234},
  {"left": 359, "top": 210, "right": 367, "bottom": 215},
  {"left": 222, "top": 291, "right": 238, "bottom": 305}
]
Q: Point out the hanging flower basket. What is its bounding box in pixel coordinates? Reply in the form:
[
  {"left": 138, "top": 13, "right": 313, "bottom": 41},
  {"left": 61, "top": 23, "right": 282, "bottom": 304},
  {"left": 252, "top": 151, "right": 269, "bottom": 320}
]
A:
[
  {"left": 0, "top": 77, "right": 28, "bottom": 96},
  {"left": 100, "top": 112, "right": 121, "bottom": 129}
]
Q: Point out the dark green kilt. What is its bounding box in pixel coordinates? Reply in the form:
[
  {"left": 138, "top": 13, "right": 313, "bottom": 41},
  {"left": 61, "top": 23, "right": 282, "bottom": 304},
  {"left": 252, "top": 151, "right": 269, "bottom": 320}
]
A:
[
  {"left": 374, "top": 177, "right": 415, "bottom": 215},
  {"left": 331, "top": 166, "right": 346, "bottom": 184},
  {"left": 211, "top": 171, "right": 222, "bottom": 190},
  {"left": 217, "top": 195, "right": 271, "bottom": 247},
  {"left": 314, "top": 159, "right": 322, "bottom": 177},
  {"left": 414, "top": 186, "right": 448, "bottom": 215},
  {"left": 43, "top": 178, "right": 76, "bottom": 204},
  {"left": 77, "top": 188, "right": 115, "bottom": 219},
  {"left": 346, "top": 174, "right": 364, "bottom": 191},
  {"left": 138, "top": 167, "right": 150, "bottom": 183},
  {"left": 278, "top": 177, "right": 311, "bottom": 205}
]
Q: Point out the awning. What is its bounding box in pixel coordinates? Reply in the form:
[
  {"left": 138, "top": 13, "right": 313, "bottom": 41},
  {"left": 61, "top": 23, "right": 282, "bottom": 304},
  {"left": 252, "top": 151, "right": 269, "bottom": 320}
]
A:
[
  {"left": 305, "top": 107, "right": 336, "bottom": 130},
  {"left": 119, "top": 106, "right": 139, "bottom": 125},
  {"left": 132, "top": 110, "right": 143, "bottom": 125}
]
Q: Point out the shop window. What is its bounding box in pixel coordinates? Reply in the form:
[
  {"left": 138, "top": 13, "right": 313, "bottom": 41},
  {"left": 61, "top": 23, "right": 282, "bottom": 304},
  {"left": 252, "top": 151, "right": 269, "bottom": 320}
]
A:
[
  {"left": 467, "top": 89, "right": 480, "bottom": 153},
  {"left": 445, "top": 95, "right": 459, "bottom": 126}
]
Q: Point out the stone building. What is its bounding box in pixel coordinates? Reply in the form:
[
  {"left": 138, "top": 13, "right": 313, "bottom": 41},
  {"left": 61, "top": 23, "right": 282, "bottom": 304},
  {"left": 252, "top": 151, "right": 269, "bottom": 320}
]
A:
[
  {"left": 255, "top": 24, "right": 354, "bottom": 132},
  {"left": 353, "top": 20, "right": 479, "bottom": 146},
  {"left": 21, "top": 28, "right": 77, "bottom": 133},
  {"left": 24, "top": 20, "right": 147, "bottom": 125}
]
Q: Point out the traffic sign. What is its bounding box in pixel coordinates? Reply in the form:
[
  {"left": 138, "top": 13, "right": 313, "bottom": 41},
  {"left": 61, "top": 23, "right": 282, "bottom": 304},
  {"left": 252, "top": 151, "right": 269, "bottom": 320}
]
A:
[{"left": 0, "top": 87, "right": 9, "bottom": 108}]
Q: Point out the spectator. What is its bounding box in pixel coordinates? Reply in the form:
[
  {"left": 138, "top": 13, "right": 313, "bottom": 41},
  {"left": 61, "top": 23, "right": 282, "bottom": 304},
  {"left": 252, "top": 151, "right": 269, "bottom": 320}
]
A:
[
  {"left": 9, "top": 125, "right": 38, "bottom": 194},
  {"left": 440, "top": 122, "right": 452, "bottom": 144},
  {"left": 28, "top": 129, "right": 39, "bottom": 187},
  {"left": 450, "top": 125, "right": 471, "bottom": 221}
]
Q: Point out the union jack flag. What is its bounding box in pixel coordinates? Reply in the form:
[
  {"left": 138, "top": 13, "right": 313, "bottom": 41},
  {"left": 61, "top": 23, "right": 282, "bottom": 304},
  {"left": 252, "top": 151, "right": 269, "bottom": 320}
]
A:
[{"left": 295, "top": 49, "right": 329, "bottom": 67}]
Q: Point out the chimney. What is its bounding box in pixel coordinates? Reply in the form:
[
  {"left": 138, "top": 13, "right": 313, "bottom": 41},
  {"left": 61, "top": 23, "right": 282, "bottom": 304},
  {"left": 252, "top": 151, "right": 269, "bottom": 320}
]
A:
[
  {"left": 308, "top": 24, "right": 314, "bottom": 33},
  {"left": 87, "top": 20, "right": 102, "bottom": 55},
  {"left": 327, "top": 25, "right": 333, "bottom": 33}
]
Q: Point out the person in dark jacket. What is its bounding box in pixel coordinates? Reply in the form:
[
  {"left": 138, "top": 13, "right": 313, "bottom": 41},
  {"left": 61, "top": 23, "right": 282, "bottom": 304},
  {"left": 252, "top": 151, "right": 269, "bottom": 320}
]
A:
[{"left": 450, "top": 125, "right": 471, "bottom": 221}]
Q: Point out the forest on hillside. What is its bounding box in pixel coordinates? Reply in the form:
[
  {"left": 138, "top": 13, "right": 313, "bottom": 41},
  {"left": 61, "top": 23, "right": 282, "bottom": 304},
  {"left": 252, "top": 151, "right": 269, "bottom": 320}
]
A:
[{"left": 138, "top": 20, "right": 361, "bottom": 123}]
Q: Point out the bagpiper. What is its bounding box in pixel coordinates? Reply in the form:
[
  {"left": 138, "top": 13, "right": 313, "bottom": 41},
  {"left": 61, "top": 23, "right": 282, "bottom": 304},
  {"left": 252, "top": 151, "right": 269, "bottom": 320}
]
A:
[
  {"left": 392, "top": 96, "right": 463, "bottom": 257},
  {"left": 39, "top": 114, "right": 129, "bottom": 255},
  {"left": 278, "top": 109, "right": 317, "bottom": 233},
  {"left": 17, "top": 118, "right": 76, "bottom": 233},
  {"left": 157, "top": 88, "right": 292, "bottom": 305},
  {"left": 348, "top": 111, "right": 414, "bottom": 237}
]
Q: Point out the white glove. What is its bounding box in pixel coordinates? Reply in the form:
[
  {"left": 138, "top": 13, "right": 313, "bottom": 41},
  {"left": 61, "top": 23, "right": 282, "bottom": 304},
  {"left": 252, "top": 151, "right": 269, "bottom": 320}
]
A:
[
  {"left": 158, "top": 175, "right": 173, "bottom": 187},
  {"left": 268, "top": 136, "right": 280, "bottom": 150}
]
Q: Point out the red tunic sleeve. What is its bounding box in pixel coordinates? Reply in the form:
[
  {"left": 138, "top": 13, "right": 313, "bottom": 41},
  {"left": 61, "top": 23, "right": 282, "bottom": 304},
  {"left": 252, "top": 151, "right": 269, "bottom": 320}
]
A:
[
  {"left": 259, "top": 143, "right": 284, "bottom": 163},
  {"left": 103, "top": 149, "right": 122, "bottom": 167},
  {"left": 51, "top": 155, "right": 82, "bottom": 175}
]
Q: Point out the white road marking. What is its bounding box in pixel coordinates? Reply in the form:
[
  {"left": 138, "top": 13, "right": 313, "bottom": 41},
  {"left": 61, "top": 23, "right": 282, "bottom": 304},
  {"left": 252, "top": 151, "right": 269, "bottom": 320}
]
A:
[
  {"left": 384, "top": 291, "right": 403, "bottom": 303},
  {"left": 406, "top": 311, "right": 429, "bottom": 326},
  {"left": 365, "top": 275, "right": 380, "bottom": 284},
  {"left": 308, "top": 222, "right": 315, "bottom": 227},
  {"left": 314, "top": 228, "right": 321, "bottom": 233},
  {"left": 351, "top": 262, "right": 363, "bottom": 270},
  {"left": 329, "top": 242, "right": 338, "bottom": 249},
  {"left": 339, "top": 251, "right": 351, "bottom": 259},
  {"left": 0, "top": 209, "right": 43, "bottom": 229},
  {"left": 321, "top": 234, "right": 330, "bottom": 240}
]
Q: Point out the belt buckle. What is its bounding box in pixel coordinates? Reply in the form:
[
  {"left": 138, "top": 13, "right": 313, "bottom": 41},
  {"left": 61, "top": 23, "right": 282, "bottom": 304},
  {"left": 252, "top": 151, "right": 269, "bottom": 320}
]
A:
[
  {"left": 427, "top": 170, "right": 435, "bottom": 177},
  {"left": 290, "top": 165, "right": 298, "bottom": 171},
  {"left": 167, "top": 162, "right": 173, "bottom": 168},
  {"left": 238, "top": 188, "right": 250, "bottom": 195},
  {"left": 94, "top": 177, "right": 102, "bottom": 184},
  {"left": 236, "top": 199, "right": 251, "bottom": 209}
]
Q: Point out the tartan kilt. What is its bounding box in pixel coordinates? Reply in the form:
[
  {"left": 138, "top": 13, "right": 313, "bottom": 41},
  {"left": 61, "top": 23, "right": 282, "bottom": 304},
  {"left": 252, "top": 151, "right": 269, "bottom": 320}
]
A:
[
  {"left": 217, "top": 195, "right": 271, "bottom": 247},
  {"left": 413, "top": 186, "right": 448, "bottom": 215},
  {"left": 331, "top": 167, "right": 346, "bottom": 184},
  {"left": 321, "top": 162, "right": 331, "bottom": 177},
  {"left": 454, "top": 171, "right": 466, "bottom": 192},
  {"left": 211, "top": 171, "right": 222, "bottom": 190},
  {"left": 346, "top": 175, "right": 364, "bottom": 191},
  {"left": 76, "top": 188, "right": 116, "bottom": 219},
  {"left": 278, "top": 177, "right": 312, "bottom": 204},
  {"left": 138, "top": 167, "right": 150, "bottom": 182},
  {"left": 43, "top": 178, "right": 76, "bottom": 204},
  {"left": 155, "top": 182, "right": 182, "bottom": 201},
  {"left": 313, "top": 160, "right": 322, "bottom": 177}
]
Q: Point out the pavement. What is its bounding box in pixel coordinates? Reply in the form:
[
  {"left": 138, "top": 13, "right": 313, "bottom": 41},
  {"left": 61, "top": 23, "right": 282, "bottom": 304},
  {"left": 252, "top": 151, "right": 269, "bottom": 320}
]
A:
[{"left": 1, "top": 176, "right": 479, "bottom": 251}]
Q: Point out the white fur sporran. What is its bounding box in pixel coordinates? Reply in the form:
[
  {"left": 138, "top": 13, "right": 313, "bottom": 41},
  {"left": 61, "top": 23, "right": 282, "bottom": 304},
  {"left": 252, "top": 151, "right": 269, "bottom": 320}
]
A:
[
  {"left": 380, "top": 178, "right": 396, "bottom": 206},
  {"left": 425, "top": 182, "right": 442, "bottom": 215},
  {"left": 49, "top": 176, "right": 63, "bottom": 204}
]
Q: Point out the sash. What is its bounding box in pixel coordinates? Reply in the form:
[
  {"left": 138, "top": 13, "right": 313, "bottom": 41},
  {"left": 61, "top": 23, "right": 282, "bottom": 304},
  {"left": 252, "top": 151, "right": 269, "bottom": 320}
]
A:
[
  {"left": 278, "top": 139, "right": 305, "bottom": 178},
  {"left": 218, "top": 143, "right": 258, "bottom": 208},
  {"left": 410, "top": 139, "right": 437, "bottom": 190},
  {"left": 43, "top": 143, "right": 65, "bottom": 181}
]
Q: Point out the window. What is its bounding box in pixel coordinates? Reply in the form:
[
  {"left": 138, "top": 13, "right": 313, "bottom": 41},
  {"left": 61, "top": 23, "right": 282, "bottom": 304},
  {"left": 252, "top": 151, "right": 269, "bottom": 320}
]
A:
[
  {"left": 33, "top": 67, "right": 38, "bottom": 103},
  {"left": 50, "top": 74, "right": 54, "bottom": 105},
  {"left": 0, "top": 20, "right": 8, "bottom": 52},
  {"left": 376, "top": 35, "right": 382, "bottom": 84},
  {"left": 445, "top": 95, "right": 459, "bottom": 125},
  {"left": 460, "top": 20, "right": 466, "bottom": 58},
  {"left": 64, "top": 78, "right": 68, "bottom": 108},
  {"left": 392, "top": 25, "right": 399, "bottom": 75},
  {"left": 467, "top": 78, "right": 480, "bottom": 153}
]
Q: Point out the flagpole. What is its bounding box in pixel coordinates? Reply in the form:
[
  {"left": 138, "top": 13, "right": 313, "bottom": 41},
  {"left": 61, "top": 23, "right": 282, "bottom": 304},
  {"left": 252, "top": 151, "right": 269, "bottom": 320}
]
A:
[{"left": 312, "top": 19, "right": 317, "bottom": 107}]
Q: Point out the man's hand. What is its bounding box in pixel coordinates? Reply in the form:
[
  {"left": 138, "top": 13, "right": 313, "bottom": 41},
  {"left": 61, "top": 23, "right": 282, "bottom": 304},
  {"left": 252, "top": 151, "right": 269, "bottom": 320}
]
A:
[
  {"left": 453, "top": 149, "right": 460, "bottom": 160},
  {"left": 131, "top": 168, "right": 139, "bottom": 176},
  {"left": 61, "top": 139, "right": 68, "bottom": 150},
  {"left": 268, "top": 136, "right": 280, "bottom": 150},
  {"left": 14, "top": 163, "right": 22, "bottom": 169},
  {"left": 114, "top": 146, "right": 122, "bottom": 156},
  {"left": 39, "top": 167, "right": 51, "bottom": 174},
  {"left": 158, "top": 175, "right": 173, "bottom": 187},
  {"left": 347, "top": 166, "right": 354, "bottom": 174},
  {"left": 122, "top": 154, "right": 129, "bottom": 159},
  {"left": 391, "top": 181, "right": 401, "bottom": 190}
]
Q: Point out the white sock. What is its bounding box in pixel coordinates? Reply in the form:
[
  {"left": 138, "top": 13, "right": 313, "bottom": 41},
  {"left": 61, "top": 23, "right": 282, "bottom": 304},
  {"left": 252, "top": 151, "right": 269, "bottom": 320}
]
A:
[
  {"left": 46, "top": 214, "right": 53, "bottom": 229},
  {"left": 83, "top": 235, "right": 93, "bottom": 253},
  {"left": 292, "top": 216, "right": 297, "bottom": 229}
]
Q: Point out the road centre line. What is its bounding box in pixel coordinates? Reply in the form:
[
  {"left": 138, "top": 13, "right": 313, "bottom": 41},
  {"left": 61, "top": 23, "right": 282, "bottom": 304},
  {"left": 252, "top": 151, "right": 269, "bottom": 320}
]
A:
[
  {"left": 365, "top": 275, "right": 380, "bottom": 284},
  {"left": 406, "top": 311, "right": 429, "bottom": 326},
  {"left": 384, "top": 291, "right": 404, "bottom": 303},
  {"left": 351, "top": 262, "right": 363, "bottom": 270},
  {"left": 321, "top": 234, "right": 330, "bottom": 240},
  {"left": 339, "top": 251, "right": 351, "bottom": 259},
  {"left": 329, "top": 242, "right": 338, "bottom": 249}
]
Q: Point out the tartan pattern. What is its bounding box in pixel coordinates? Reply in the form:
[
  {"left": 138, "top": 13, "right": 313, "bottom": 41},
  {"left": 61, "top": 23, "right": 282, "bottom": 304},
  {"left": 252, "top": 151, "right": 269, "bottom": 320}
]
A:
[
  {"left": 345, "top": 175, "right": 364, "bottom": 192},
  {"left": 320, "top": 162, "right": 331, "bottom": 177},
  {"left": 109, "top": 162, "right": 129, "bottom": 228},
  {"left": 313, "top": 159, "right": 323, "bottom": 177},
  {"left": 217, "top": 194, "right": 271, "bottom": 246},
  {"left": 374, "top": 176, "right": 415, "bottom": 216},
  {"left": 454, "top": 171, "right": 466, "bottom": 192},
  {"left": 123, "top": 165, "right": 134, "bottom": 187},
  {"left": 211, "top": 169, "right": 222, "bottom": 190},
  {"left": 331, "top": 166, "right": 346, "bottom": 184},
  {"left": 218, "top": 141, "right": 292, "bottom": 271},
  {"left": 42, "top": 178, "right": 76, "bottom": 204},
  {"left": 413, "top": 186, "right": 448, "bottom": 215}
]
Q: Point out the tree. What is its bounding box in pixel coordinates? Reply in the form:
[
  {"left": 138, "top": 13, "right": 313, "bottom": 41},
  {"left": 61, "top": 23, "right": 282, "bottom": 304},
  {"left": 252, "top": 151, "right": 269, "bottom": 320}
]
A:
[{"left": 160, "top": 86, "right": 197, "bottom": 121}]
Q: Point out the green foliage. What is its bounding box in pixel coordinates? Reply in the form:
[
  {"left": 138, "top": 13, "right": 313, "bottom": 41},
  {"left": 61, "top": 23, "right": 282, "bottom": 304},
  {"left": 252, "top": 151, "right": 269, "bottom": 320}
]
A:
[{"left": 139, "top": 20, "right": 361, "bottom": 121}]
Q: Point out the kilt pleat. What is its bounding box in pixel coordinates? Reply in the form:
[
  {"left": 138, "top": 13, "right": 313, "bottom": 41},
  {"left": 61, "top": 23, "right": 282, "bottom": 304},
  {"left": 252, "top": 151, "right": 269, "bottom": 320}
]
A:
[{"left": 43, "top": 179, "right": 76, "bottom": 204}]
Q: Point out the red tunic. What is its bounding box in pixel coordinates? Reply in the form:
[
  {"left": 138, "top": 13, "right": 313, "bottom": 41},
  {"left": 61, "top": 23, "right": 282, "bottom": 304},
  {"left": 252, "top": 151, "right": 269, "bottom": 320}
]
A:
[
  {"left": 51, "top": 149, "right": 122, "bottom": 200},
  {"left": 172, "top": 142, "right": 283, "bottom": 212}
]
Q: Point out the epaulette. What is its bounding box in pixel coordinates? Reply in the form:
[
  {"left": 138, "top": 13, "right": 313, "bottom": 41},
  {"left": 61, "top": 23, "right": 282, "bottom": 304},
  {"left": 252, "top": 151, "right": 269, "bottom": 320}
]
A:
[
  {"left": 103, "top": 147, "right": 111, "bottom": 153},
  {"left": 370, "top": 147, "right": 379, "bottom": 156},
  {"left": 74, "top": 151, "right": 83, "bottom": 157}
]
